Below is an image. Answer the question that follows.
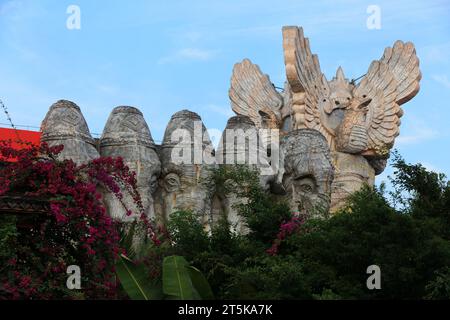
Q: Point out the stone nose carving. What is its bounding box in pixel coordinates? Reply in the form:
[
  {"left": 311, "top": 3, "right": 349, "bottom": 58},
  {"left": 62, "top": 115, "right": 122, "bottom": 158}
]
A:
[
  {"left": 99, "top": 106, "right": 161, "bottom": 222},
  {"left": 41, "top": 100, "right": 99, "bottom": 164}
]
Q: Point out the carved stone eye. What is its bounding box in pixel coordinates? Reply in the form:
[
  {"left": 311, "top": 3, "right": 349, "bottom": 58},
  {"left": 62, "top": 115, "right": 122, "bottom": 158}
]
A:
[
  {"left": 164, "top": 173, "right": 181, "bottom": 193},
  {"left": 294, "top": 176, "right": 316, "bottom": 194},
  {"left": 300, "top": 184, "right": 313, "bottom": 193}
]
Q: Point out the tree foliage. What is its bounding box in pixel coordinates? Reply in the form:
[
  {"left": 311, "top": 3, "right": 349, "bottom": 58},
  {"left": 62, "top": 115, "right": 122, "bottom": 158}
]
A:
[
  {"left": 1, "top": 140, "right": 449, "bottom": 300},
  {"left": 160, "top": 154, "right": 450, "bottom": 300}
]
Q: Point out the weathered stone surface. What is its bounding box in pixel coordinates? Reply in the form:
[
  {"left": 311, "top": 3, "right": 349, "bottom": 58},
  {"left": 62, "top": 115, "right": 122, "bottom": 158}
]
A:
[
  {"left": 368, "top": 158, "right": 388, "bottom": 176},
  {"left": 330, "top": 152, "right": 375, "bottom": 212},
  {"left": 153, "top": 110, "right": 215, "bottom": 227},
  {"left": 214, "top": 115, "right": 276, "bottom": 232},
  {"left": 229, "top": 26, "right": 421, "bottom": 211},
  {"left": 282, "top": 27, "right": 421, "bottom": 156},
  {"left": 36, "top": 26, "right": 422, "bottom": 228},
  {"left": 229, "top": 59, "right": 283, "bottom": 130},
  {"left": 278, "top": 129, "right": 334, "bottom": 217},
  {"left": 41, "top": 100, "right": 99, "bottom": 164},
  {"left": 216, "top": 115, "right": 275, "bottom": 187},
  {"left": 99, "top": 106, "right": 161, "bottom": 222}
]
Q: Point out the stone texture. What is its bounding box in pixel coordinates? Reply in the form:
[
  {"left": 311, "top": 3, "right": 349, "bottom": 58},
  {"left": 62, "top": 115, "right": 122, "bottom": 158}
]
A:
[
  {"left": 99, "top": 106, "right": 161, "bottom": 222},
  {"left": 282, "top": 27, "right": 421, "bottom": 157},
  {"left": 229, "top": 59, "right": 283, "bottom": 130},
  {"left": 37, "top": 26, "right": 422, "bottom": 227},
  {"left": 229, "top": 25, "right": 421, "bottom": 211},
  {"left": 153, "top": 110, "right": 215, "bottom": 227},
  {"left": 278, "top": 129, "right": 334, "bottom": 217},
  {"left": 215, "top": 115, "right": 276, "bottom": 232},
  {"left": 330, "top": 152, "right": 375, "bottom": 212},
  {"left": 41, "top": 100, "right": 99, "bottom": 164}
]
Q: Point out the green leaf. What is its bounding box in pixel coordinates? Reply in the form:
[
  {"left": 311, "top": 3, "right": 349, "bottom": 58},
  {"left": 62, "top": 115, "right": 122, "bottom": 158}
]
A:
[
  {"left": 187, "top": 266, "right": 214, "bottom": 300},
  {"left": 115, "top": 254, "right": 158, "bottom": 300},
  {"left": 162, "top": 256, "right": 200, "bottom": 300}
]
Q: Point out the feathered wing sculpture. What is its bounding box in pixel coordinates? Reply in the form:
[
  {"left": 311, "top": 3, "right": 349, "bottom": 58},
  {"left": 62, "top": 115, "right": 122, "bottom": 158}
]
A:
[
  {"left": 229, "top": 25, "right": 421, "bottom": 212},
  {"left": 282, "top": 26, "right": 336, "bottom": 149},
  {"left": 282, "top": 26, "right": 421, "bottom": 159},
  {"left": 350, "top": 41, "right": 422, "bottom": 157},
  {"left": 229, "top": 59, "right": 284, "bottom": 129}
]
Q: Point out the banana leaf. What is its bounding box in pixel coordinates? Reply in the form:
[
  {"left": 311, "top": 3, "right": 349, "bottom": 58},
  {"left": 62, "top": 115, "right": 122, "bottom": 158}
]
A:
[
  {"left": 116, "top": 254, "right": 161, "bottom": 300},
  {"left": 162, "top": 256, "right": 200, "bottom": 300},
  {"left": 187, "top": 265, "right": 214, "bottom": 300}
]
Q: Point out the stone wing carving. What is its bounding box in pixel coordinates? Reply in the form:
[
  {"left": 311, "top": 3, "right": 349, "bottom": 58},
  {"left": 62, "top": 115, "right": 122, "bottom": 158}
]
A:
[
  {"left": 229, "top": 59, "right": 283, "bottom": 129},
  {"left": 282, "top": 26, "right": 335, "bottom": 149},
  {"left": 350, "top": 41, "right": 422, "bottom": 157}
]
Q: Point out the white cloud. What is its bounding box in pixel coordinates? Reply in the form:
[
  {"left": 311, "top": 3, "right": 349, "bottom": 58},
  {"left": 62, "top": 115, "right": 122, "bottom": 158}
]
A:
[
  {"left": 432, "top": 74, "right": 450, "bottom": 89},
  {"left": 0, "top": 0, "right": 47, "bottom": 63},
  {"left": 158, "top": 48, "right": 217, "bottom": 64},
  {"left": 206, "top": 104, "right": 234, "bottom": 118},
  {"left": 396, "top": 125, "right": 438, "bottom": 145},
  {"left": 183, "top": 31, "right": 202, "bottom": 43},
  {"left": 96, "top": 84, "right": 119, "bottom": 95},
  {"left": 179, "top": 48, "right": 214, "bottom": 60},
  {"left": 421, "top": 162, "right": 441, "bottom": 173},
  {"left": 0, "top": 0, "right": 21, "bottom": 16},
  {"left": 421, "top": 42, "right": 450, "bottom": 65}
]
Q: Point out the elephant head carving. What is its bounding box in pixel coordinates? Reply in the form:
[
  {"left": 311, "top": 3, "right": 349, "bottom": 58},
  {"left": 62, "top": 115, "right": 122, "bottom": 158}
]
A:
[
  {"left": 99, "top": 106, "right": 161, "bottom": 221},
  {"left": 278, "top": 129, "right": 334, "bottom": 217}
]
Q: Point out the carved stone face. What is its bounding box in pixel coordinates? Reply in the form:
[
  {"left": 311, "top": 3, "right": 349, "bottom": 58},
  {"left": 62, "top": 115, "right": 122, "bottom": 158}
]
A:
[
  {"left": 216, "top": 115, "right": 275, "bottom": 189},
  {"left": 279, "top": 129, "right": 334, "bottom": 216},
  {"left": 155, "top": 110, "right": 215, "bottom": 224},
  {"left": 41, "top": 100, "right": 99, "bottom": 164},
  {"left": 99, "top": 106, "right": 161, "bottom": 221},
  {"left": 214, "top": 115, "right": 276, "bottom": 232}
]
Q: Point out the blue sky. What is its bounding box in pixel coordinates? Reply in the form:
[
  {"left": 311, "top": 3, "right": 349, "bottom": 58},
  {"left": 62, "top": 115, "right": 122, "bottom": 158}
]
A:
[{"left": 0, "top": 0, "right": 449, "bottom": 183}]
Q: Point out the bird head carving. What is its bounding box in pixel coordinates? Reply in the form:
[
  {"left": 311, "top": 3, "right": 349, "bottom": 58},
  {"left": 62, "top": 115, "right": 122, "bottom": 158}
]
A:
[{"left": 325, "top": 67, "right": 354, "bottom": 115}]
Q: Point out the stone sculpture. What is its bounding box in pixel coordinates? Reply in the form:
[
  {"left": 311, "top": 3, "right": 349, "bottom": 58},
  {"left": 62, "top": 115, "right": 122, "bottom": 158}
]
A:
[
  {"left": 99, "top": 106, "right": 161, "bottom": 222},
  {"left": 37, "top": 25, "right": 421, "bottom": 229},
  {"left": 214, "top": 115, "right": 276, "bottom": 232},
  {"left": 153, "top": 110, "right": 215, "bottom": 227},
  {"left": 229, "top": 26, "right": 421, "bottom": 211},
  {"left": 277, "top": 129, "right": 334, "bottom": 217},
  {"left": 40, "top": 100, "right": 99, "bottom": 164}
]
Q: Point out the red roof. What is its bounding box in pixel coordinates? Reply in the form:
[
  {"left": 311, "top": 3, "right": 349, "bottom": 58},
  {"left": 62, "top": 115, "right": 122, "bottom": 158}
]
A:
[{"left": 0, "top": 128, "right": 41, "bottom": 161}]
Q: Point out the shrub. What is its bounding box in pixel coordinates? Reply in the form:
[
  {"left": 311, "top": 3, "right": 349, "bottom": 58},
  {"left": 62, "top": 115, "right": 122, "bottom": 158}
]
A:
[
  {"left": 204, "top": 165, "right": 291, "bottom": 244},
  {"left": 161, "top": 158, "right": 450, "bottom": 300},
  {"left": 0, "top": 140, "right": 152, "bottom": 299}
]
